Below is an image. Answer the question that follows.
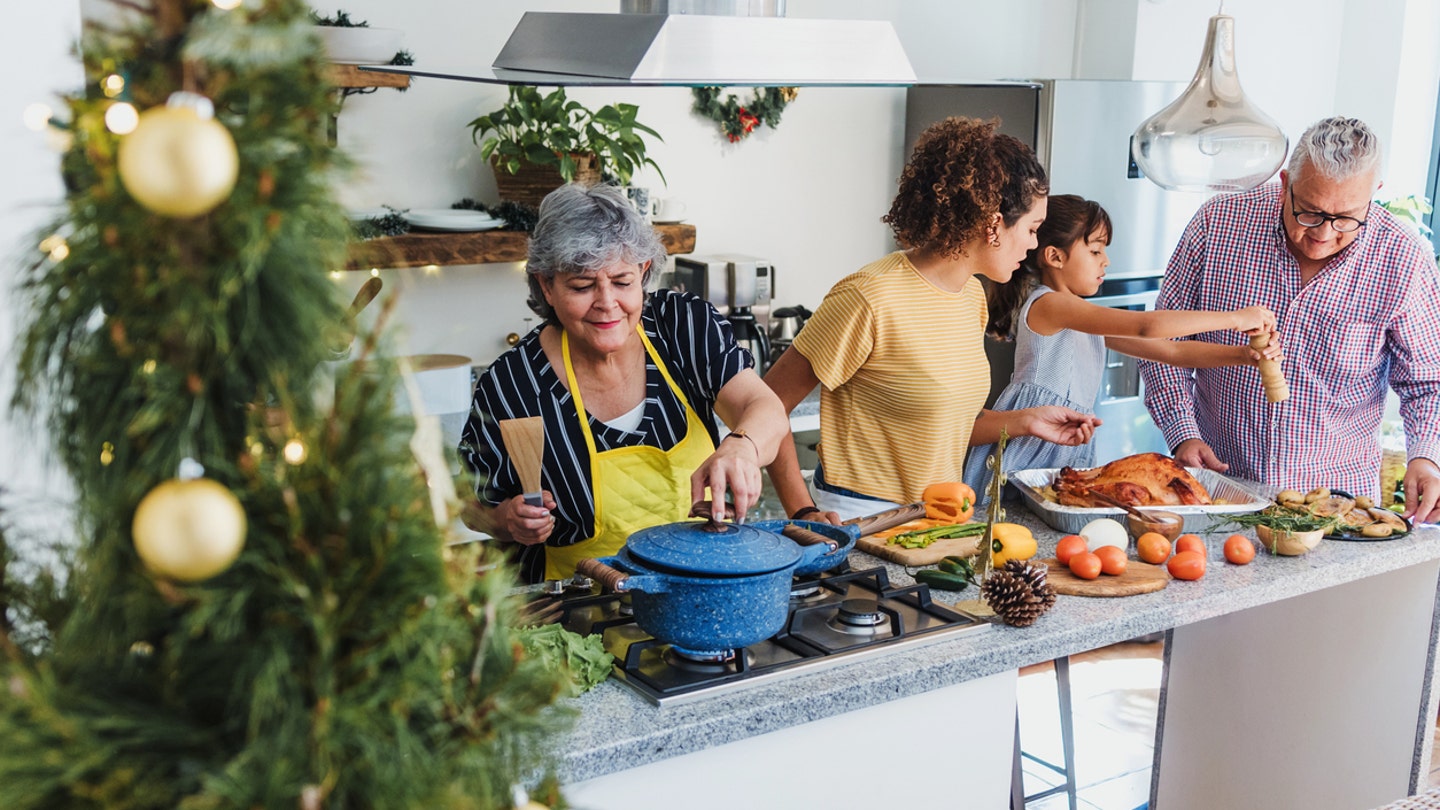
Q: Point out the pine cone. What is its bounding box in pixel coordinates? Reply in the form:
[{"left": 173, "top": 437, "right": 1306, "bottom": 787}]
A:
[
  {"left": 1005, "top": 559, "right": 1057, "bottom": 610},
  {"left": 981, "top": 561, "right": 1056, "bottom": 627}
]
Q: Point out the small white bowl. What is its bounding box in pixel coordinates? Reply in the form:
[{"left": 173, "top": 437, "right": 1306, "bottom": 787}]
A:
[
  {"left": 1255, "top": 524, "right": 1324, "bottom": 556},
  {"left": 315, "top": 27, "right": 403, "bottom": 65}
]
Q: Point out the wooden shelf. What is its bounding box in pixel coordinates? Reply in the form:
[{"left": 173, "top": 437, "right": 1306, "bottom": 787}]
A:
[
  {"left": 346, "top": 223, "right": 697, "bottom": 270},
  {"left": 328, "top": 63, "right": 411, "bottom": 89}
]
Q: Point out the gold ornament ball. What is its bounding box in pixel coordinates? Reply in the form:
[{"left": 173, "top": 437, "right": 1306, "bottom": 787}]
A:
[
  {"left": 132, "top": 477, "right": 247, "bottom": 582},
  {"left": 118, "top": 105, "right": 239, "bottom": 218}
]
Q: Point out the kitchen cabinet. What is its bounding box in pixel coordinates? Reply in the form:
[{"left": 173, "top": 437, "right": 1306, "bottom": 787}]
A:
[
  {"left": 345, "top": 223, "right": 696, "bottom": 270},
  {"left": 553, "top": 507, "right": 1440, "bottom": 808}
]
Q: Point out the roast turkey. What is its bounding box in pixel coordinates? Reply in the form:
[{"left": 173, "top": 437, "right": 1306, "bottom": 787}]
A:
[{"left": 1053, "top": 452, "right": 1213, "bottom": 508}]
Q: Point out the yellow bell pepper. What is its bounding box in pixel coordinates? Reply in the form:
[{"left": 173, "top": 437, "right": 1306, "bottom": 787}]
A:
[{"left": 990, "top": 522, "right": 1037, "bottom": 566}]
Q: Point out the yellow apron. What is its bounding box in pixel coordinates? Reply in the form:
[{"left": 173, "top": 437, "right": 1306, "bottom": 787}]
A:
[{"left": 544, "top": 327, "right": 716, "bottom": 580}]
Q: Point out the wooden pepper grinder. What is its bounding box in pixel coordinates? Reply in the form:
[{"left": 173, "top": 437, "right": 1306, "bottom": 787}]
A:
[{"left": 1250, "top": 332, "right": 1289, "bottom": 403}]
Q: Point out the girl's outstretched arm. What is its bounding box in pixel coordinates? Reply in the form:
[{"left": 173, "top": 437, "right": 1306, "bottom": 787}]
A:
[
  {"left": 1027, "top": 290, "right": 1275, "bottom": 340},
  {"left": 1108, "top": 328, "right": 1283, "bottom": 368}
]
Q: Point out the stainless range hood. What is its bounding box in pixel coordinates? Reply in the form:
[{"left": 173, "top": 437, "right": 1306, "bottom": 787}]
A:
[{"left": 361, "top": 0, "right": 916, "bottom": 87}]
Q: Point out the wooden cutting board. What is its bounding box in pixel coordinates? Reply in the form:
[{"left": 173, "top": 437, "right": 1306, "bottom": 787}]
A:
[
  {"left": 855, "top": 519, "right": 984, "bottom": 566},
  {"left": 1041, "top": 557, "right": 1169, "bottom": 597}
]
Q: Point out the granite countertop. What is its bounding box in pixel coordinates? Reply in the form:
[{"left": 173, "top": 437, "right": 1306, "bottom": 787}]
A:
[{"left": 555, "top": 504, "right": 1440, "bottom": 784}]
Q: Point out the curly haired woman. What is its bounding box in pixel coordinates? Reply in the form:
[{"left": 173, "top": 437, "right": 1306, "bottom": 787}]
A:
[{"left": 765, "top": 117, "right": 1102, "bottom": 521}]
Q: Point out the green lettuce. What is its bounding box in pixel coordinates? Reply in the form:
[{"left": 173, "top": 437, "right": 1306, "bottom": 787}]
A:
[{"left": 517, "top": 624, "right": 616, "bottom": 696}]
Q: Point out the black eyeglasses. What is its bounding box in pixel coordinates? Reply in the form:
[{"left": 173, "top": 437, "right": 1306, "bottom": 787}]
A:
[{"left": 1288, "top": 187, "right": 1367, "bottom": 233}]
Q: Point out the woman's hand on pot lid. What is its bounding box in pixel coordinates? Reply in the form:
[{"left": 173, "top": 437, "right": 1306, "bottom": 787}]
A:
[{"left": 692, "top": 438, "right": 764, "bottom": 523}]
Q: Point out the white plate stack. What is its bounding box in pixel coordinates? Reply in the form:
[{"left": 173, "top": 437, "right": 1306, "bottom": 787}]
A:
[{"left": 403, "top": 209, "right": 504, "bottom": 232}]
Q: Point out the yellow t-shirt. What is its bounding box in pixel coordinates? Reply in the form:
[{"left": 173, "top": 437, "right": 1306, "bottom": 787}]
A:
[{"left": 792, "top": 251, "right": 990, "bottom": 504}]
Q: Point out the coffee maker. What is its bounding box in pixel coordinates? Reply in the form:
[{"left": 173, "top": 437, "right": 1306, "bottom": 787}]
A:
[{"left": 671, "top": 255, "right": 774, "bottom": 374}]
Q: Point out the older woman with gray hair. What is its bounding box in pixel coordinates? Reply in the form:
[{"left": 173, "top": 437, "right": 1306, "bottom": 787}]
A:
[
  {"left": 1140, "top": 115, "right": 1440, "bottom": 523},
  {"left": 460, "top": 183, "right": 790, "bottom": 583}
]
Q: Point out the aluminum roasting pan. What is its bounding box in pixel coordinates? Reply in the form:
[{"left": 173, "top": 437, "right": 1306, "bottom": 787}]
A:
[{"left": 1008, "top": 467, "right": 1270, "bottom": 534}]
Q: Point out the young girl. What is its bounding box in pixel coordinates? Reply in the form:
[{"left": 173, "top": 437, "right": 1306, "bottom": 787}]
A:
[{"left": 962, "top": 194, "right": 1280, "bottom": 503}]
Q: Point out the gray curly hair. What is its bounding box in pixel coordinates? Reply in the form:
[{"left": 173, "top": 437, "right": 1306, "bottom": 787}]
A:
[
  {"left": 525, "top": 183, "right": 668, "bottom": 324},
  {"left": 1287, "top": 116, "right": 1383, "bottom": 187}
]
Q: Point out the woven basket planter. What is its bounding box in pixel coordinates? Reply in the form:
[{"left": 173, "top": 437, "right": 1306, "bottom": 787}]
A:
[{"left": 492, "top": 153, "right": 601, "bottom": 208}]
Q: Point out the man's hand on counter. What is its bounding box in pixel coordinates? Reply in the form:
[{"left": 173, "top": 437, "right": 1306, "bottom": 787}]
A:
[{"left": 1405, "top": 458, "right": 1440, "bottom": 524}]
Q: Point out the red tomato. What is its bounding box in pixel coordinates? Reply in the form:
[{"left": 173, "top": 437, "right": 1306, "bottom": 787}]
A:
[
  {"left": 1224, "top": 534, "right": 1256, "bottom": 565},
  {"left": 1136, "top": 532, "right": 1172, "bottom": 565},
  {"left": 1055, "top": 535, "right": 1088, "bottom": 566},
  {"left": 1093, "top": 545, "right": 1128, "bottom": 576},
  {"left": 1068, "top": 551, "right": 1103, "bottom": 580},
  {"left": 1174, "top": 534, "right": 1206, "bottom": 556},
  {"left": 1167, "top": 550, "right": 1207, "bottom": 581}
]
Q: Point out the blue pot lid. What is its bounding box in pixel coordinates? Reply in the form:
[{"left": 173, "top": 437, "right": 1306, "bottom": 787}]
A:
[{"left": 625, "top": 519, "right": 800, "bottom": 577}]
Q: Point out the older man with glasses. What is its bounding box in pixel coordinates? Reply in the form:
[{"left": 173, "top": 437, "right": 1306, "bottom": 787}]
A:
[{"left": 1141, "top": 116, "right": 1440, "bottom": 524}]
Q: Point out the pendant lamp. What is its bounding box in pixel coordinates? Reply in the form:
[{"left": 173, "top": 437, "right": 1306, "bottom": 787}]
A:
[{"left": 1131, "top": 11, "right": 1288, "bottom": 193}]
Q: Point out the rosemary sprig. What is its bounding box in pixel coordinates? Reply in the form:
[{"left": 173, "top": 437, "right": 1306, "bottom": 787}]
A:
[{"left": 1208, "top": 506, "right": 1337, "bottom": 534}]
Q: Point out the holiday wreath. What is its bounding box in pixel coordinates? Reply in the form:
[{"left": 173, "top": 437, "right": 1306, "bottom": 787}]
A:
[{"left": 691, "top": 86, "right": 798, "bottom": 142}]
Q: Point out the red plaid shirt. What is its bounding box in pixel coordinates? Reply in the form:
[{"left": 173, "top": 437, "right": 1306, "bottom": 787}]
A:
[{"left": 1140, "top": 183, "right": 1440, "bottom": 498}]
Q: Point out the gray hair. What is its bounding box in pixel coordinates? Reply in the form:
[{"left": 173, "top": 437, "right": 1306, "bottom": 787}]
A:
[
  {"left": 1287, "top": 116, "right": 1383, "bottom": 187},
  {"left": 525, "top": 183, "right": 667, "bottom": 324}
]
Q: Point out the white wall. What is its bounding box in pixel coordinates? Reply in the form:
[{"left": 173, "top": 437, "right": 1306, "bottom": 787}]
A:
[
  {"left": 3, "top": 1, "right": 1437, "bottom": 443},
  {"left": 0, "top": 3, "right": 82, "bottom": 533}
]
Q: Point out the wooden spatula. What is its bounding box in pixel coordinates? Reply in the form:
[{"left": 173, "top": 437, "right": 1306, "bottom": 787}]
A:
[{"left": 499, "top": 416, "right": 546, "bottom": 507}]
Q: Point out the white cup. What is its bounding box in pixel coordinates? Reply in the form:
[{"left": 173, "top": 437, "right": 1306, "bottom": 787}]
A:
[
  {"left": 622, "top": 186, "right": 652, "bottom": 221},
  {"left": 651, "top": 197, "right": 687, "bottom": 222}
]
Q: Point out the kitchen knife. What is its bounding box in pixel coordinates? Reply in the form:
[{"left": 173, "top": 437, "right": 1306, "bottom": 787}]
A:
[{"left": 499, "top": 416, "right": 546, "bottom": 507}]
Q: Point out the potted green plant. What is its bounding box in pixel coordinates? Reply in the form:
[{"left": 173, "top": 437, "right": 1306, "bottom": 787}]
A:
[{"left": 468, "top": 85, "right": 665, "bottom": 207}]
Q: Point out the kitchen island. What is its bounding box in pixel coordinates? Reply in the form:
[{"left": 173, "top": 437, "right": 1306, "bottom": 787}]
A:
[{"left": 557, "top": 505, "right": 1440, "bottom": 809}]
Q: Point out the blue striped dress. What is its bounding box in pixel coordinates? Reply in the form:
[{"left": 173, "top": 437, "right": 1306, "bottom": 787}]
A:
[
  {"left": 963, "top": 285, "right": 1106, "bottom": 508},
  {"left": 458, "top": 290, "right": 753, "bottom": 583}
]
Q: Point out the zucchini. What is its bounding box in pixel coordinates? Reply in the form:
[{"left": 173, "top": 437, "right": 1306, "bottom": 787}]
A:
[{"left": 914, "top": 568, "right": 973, "bottom": 591}]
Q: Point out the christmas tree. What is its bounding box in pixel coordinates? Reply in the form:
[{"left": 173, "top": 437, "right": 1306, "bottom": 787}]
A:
[{"left": 1, "top": 1, "right": 567, "bottom": 807}]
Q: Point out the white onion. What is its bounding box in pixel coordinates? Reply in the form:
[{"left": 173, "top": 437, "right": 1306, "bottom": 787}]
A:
[{"left": 1080, "top": 517, "right": 1128, "bottom": 551}]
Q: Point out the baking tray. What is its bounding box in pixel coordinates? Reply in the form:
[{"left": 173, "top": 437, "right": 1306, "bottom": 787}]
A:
[{"left": 1009, "top": 467, "right": 1270, "bottom": 534}]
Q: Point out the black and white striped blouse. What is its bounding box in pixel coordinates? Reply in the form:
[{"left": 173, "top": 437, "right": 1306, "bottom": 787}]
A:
[{"left": 458, "top": 290, "right": 754, "bottom": 582}]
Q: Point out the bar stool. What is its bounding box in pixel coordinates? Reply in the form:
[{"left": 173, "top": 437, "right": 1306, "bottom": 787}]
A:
[{"left": 1011, "top": 656, "right": 1078, "bottom": 810}]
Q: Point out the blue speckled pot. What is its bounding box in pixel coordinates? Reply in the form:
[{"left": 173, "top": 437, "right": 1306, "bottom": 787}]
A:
[
  {"left": 753, "top": 519, "right": 860, "bottom": 576},
  {"left": 598, "top": 549, "right": 816, "bottom": 655}
]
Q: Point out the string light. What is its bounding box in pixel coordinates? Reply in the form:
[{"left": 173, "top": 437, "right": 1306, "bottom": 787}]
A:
[
  {"left": 283, "top": 437, "right": 308, "bottom": 465},
  {"left": 422, "top": 264, "right": 441, "bottom": 276},
  {"left": 100, "top": 441, "right": 115, "bottom": 466},
  {"left": 105, "top": 102, "right": 139, "bottom": 135},
  {"left": 211, "top": 0, "right": 243, "bottom": 8},
  {"left": 40, "top": 234, "right": 70, "bottom": 262},
  {"left": 23, "top": 103, "right": 53, "bottom": 132},
  {"left": 329, "top": 270, "right": 344, "bottom": 280},
  {"left": 142, "top": 359, "right": 157, "bottom": 374},
  {"left": 101, "top": 74, "right": 126, "bottom": 98},
  {"left": 369, "top": 268, "right": 380, "bottom": 278},
  {"left": 249, "top": 440, "right": 265, "bottom": 458}
]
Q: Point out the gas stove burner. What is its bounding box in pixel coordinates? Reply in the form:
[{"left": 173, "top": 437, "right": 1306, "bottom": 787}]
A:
[
  {"left": 665, "top": 645, "right": 743, "bottom": 673},
  {"left": 829, "top": 598, "right": 892, "bottom": 636},
  {"left": 790, "top": 580, "right": 823, "bottom": 600}
]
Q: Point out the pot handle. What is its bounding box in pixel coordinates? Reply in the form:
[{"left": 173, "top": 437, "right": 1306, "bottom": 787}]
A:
[
  {"left": 844, "top": 502, "right": 928, "bottom": 536},
  {"left": 575, "top": 557, "right": 666, "bottom": 594},
  {"left": 687, "top": 500, "right": 733, "bottom": 532},
  {"left": 781, "top": 524, "right": 841, "bottom": 550}
]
